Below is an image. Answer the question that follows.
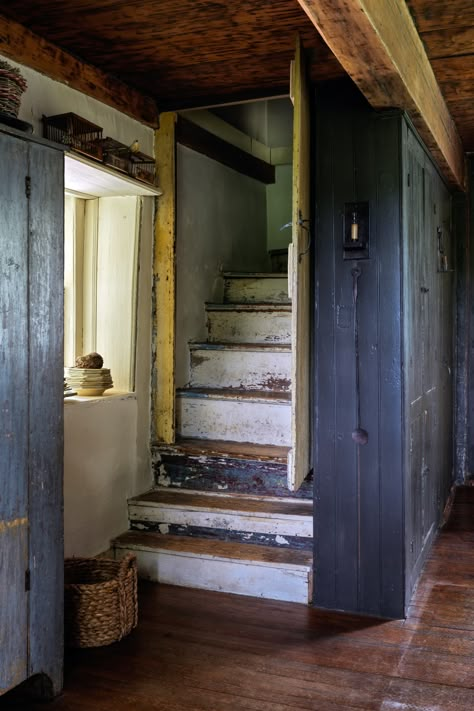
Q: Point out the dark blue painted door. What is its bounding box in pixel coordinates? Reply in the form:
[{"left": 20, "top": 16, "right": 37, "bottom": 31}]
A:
[{"left": 0, "top": 132, "right": 30, "bottom": 693}]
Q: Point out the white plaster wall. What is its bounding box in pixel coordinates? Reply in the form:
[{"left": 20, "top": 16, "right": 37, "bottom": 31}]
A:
[
  {"left": 1, "top": 54, "right": 154, "bottom": 154},
  {"left": 63, "top": 196, "right": 154, "bottom": 558},
  {"left": 64, "top": 396, "right": 136, "bottom": 558},
  {"left": 175, "top": 145, "right": 269, "bottom": 387}
]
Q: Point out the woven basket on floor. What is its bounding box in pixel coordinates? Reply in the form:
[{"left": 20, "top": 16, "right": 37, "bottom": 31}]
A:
[{"left": 64, "top": 553, "right": 138, "bottom": 648}]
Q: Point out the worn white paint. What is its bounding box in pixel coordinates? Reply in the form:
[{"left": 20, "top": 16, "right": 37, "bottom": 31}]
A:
[
  {"left": 175, "top": 145, "right": 270, "bottom": 387},
  {"left": 114, "top": 543, "right": 312, "bottom": 603},
  {"left": 176, "top": 391, "right": 291, "bottom": 445},
  {"left": 129, "top": 498, "right": 312, "bottom": 538},
  {"left": 223, "top": 275, "right": 289, "bottom": 303},
  {"left": 189, "top": 344, "right": 291, "bottom": 391},
  {"left": 206, "top": 304, "right": 291, "bottom": 344}
]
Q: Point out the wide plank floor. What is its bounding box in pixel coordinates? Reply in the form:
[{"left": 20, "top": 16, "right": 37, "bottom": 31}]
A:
[{"left": 3, "top": 486, "right": 474, "bottom": 710}]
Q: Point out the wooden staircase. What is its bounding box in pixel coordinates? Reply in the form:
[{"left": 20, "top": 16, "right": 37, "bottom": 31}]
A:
[{"left": 113, "top": 273, "right": 313, "bottom": 603}]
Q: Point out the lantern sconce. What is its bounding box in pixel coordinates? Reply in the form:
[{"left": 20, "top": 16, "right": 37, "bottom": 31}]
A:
[{"left": 343, "top": 201, "right": 370, "bottom": 260}]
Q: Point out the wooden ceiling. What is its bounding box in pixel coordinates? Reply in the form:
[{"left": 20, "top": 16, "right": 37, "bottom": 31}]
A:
[
  {"left": 0, "top": 0, "right": 344, "bottom": 108},
  {"left": 0, "top": 0, "right": 472, "bottom": 154}
]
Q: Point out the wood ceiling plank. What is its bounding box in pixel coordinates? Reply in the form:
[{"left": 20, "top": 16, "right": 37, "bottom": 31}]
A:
[
  {"left": 297, "top": 0, "right": 466, "bottom": 189},
  {"left": 405, "top": 0, "right": 474, "bottom": 33},
  {"left": 432, "top": 55, "right": 474, "bottom": 102},
  {"left": 0, "top": 12, "right": 159, "bottom": 126},
  {"left": 0, "top": 0, "right": 345, "bottom": 108},
  {"left": 419, "top": 27, "right": 474, "bottom": 59}
]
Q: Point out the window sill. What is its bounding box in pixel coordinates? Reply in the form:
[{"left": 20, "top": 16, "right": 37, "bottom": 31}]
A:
[{"left": 64, "top": 390, "right": 136, "bottom": 405}]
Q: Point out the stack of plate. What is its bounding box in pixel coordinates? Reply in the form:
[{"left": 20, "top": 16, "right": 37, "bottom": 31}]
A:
[{"left": 64, "top": 367, "right": 113, "bottom": 396}]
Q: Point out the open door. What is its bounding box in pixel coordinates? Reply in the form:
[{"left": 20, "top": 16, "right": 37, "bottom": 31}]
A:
[{"left": 288, "top": 36, "right": 311, "bottom": 491}]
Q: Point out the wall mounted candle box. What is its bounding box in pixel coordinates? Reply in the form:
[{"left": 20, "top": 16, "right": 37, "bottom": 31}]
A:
[{"left": 43, "top": 113, "right": 103, "bottom": 160}]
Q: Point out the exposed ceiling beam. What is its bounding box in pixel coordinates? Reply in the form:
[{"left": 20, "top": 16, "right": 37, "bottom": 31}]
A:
[
  {"left": 296, "top": 0, "right": 466, "bottom": 189},
  {"left": 0, "top": 13, "right": 159, "bottom": 127}
]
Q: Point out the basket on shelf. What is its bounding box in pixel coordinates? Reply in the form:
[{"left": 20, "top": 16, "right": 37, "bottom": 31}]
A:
[
  {"left": 43, "top": 112, "right": 103, "bottom": 160},
  {"left": 64, "top": 553, "right": 138, "bottom": 648},
  {"left": 0, "top": 60, "right": 28, "bottom": 118}
]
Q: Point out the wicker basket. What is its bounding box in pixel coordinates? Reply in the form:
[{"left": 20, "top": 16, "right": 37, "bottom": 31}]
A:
[
  {"left": 0, "top": 60, "right": 28, "bottom": 118},
  {"left": 64, "top": 554, "right": 138, "bottom": 648}
]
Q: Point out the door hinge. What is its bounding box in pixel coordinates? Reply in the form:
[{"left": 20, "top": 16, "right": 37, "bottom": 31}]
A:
[
  {"left": 25, "top": 176, "right": 31, "bottom": 199},
  {"left": 407, "top": 173, "right": 410, "bottom": 187},
  {"left": 25, "top": 569, "right": 31, "bottom": 592}
]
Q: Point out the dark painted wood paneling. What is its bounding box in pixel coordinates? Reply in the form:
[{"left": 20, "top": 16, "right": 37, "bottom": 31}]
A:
[
  {"left": 314, "top": 86, "right": 404, "bottom": 617},
  {"left": 27, "top": 142, "right": 64, "bottom": 695},
  {"left": 314, "top": 84, "right": 453, "bottom": 618},
  {"left": 0, "top": 133, "right": 30, "bottom": 693},
  {"left": 0, "top": 128, "right": 63, "bottom": 698},
  {"left": 403, "top": 123, "right": 454, "bottom": 603}
]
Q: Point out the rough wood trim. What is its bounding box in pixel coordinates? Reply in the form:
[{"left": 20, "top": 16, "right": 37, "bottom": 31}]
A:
[
  {"left": 153, "top": 112, "right": 176, "bottom": 443},
  {"left": 176, "top": 116, "right": 275, "bottom": 185},
  {"left": 296, "top": 0, "right": 466, "bottom": 189},
  {"left": 0, "top": 13, "right": 159, "bottom": 127}
]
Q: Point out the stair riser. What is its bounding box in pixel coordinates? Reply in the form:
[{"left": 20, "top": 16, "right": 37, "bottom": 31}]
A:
[
  {"left": 130, "top": 521, "right": 313, "bottom": 550},
  {"left": 114, "top": 546, "right": 312, "bottom": 603},
  {"left": 129, "top": 502, "right": 312, "bottom": 538},
  {"left": 189, "top": 348, "right": 291, "bottom": 391},
  {"left": 176, "top": 396, "right": 291, "bottom": 446},
  {"left": 224, "top": 277, "right": 289, "bottom": 304},
  {"left": 207, "top": 310, "right": 291, "bottom": 344},
  {"left": 151, "top": 449, "right": 313, "bottom": 499}
]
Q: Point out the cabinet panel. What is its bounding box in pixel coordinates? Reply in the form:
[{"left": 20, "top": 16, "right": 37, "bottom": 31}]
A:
[
  {"left": 0, "top": 132, "right": 29, "bottom": 692},
  {"left": 27, "top": 142, "right": 64, "bottom": 691}
]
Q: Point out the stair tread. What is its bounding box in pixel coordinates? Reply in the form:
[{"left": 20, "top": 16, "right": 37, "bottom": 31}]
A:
[
  {"left": 114, "top": 531, "right": 312, "bottom": 568},
  {"left": 155, "top": 438, "right": 289, "bottom": 463},
  {"left": 189, "top": 342, "right": 291, "bottom": 352},
  {"left": 176, "top": 387, "right": 291, "bottom": 402},
  {"left": 130, "top": 488, "right": 312, "bottom": 517},
  {"left": 206, "top": 302, "right": 291, "bottom": 312},
  {"left": 222, "top": 272, "right": 287, "bottom": 279}
]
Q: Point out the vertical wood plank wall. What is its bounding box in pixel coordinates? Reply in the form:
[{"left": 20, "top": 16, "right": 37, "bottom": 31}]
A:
[
  {"left": 314, "top": 86, "right": 404, "bottom": 618},
  {"left": 27, "top": 141, "right": 64, "bottom": 694},
  {"left": 403, "top": 124, "right": 454, "bottom": 602},
  {"left": 0, "top": 133, "right": 30, "bottom": 693},
  {"left": 313, "top": 82, "right": 454, "bottom": 618}
]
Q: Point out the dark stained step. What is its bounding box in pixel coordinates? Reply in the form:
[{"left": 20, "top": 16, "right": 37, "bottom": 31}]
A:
[{"left": 151, "top": 438, "right": 313, "bottom": 499}]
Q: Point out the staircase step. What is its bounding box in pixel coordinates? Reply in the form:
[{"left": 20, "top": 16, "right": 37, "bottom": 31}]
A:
[
  {"left": 206, "top": 303, "right": 291, "bottom": 344},
  {"left": 223, "top": 274, "right": 289, "bottom": 304},
  {"left": 189, "top": 342, "right": 291, "bottom": 391},
  {"left": 113, "top": 531, "right": 313, "bottom": 603},
  {"left": 152, "top": 438, "right": 313, "bottom": 499},
  {"left": 176, "top": 388, "right": 291, "bottom": 445},
  {"left": 129, "top": 488, "right": 313, "bottom": 543}
]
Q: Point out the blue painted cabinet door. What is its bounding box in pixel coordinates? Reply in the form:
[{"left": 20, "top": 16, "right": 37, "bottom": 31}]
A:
[{"left": 0, "top": 132, "right": 30, "bottom": 693}]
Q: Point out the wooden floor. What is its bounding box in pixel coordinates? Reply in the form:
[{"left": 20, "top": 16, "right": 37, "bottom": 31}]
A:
[{"left": 3, "top": 486, "right": 474, "bottom": 710}]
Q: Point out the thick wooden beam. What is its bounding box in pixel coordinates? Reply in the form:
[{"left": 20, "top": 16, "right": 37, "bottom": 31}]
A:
[
  {"left": 153, "top": 112, "right": 177, "bottom": 444},
  {"left": 0, "top": 13, "right": 159, "bottom": 127},
  {"left": 296, "top": 0, "right": 466, "bottom": 189},
  {"left": 176, "top": 116, "right": 275, "bottom": 184}
]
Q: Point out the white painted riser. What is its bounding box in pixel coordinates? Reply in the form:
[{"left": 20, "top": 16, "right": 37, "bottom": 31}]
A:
[
  {"left": 129, "top": 503, "right": 312, "bottom": 539},
  {"left": 176, "top": 394, "right": 291, "bottom": 445},
  {"left": 189, "top": 347, "right": 291, "bottom": 391},
  {"left": 206, "top": 309, "right": 291, "bottom": 344},
  {"left": 224, "top": 276, "right": 289, "bottom": 304},
  {"left": 115, "top": 546, "right": 311, "bottom": 603}
]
